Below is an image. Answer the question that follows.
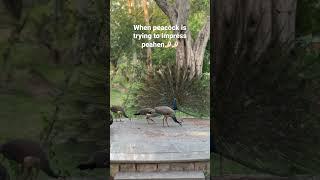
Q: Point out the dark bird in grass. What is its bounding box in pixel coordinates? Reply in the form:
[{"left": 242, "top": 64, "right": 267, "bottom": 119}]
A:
[
  {"left": 134, "top": 108, "right": 160, "bottom": 124},
  {"left": 0, "top": 139, "right": 63, "bottom": 179},
  {"left": 154, "top": 106, "right": 182, "bottom": 127},
  {"left": 0, "top": 163, "right": 10, "bottom": 180},
  {"left": 77, "top": 151, "right": 108, "bottom": 170},
  {"left": 110, "top": 105, "right": 129, "bottom": 122}
]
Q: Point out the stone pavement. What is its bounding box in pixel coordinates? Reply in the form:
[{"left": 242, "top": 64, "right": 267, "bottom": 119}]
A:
[
  {"left": 47, "top": 178, "right": 106, "bottom": 180},
  {"left": 110, "top": 118, "right": 210, "bottom": 163},
  {"left": 115, "top": 171, "right": 205, "bottom": 180}
]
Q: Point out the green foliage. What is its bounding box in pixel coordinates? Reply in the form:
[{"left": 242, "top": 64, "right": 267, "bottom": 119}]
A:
[
  {"left": 0, "top": 0, "right": 108, "bottom": 178},
  {"left": 110, "top": 0, "right": 211, "bottom": 115},
  {"left": 67, "top": 64, "right": 107, "bottom": 139},
  {"left": 214, "top": 35, "right": 320, "bottom": 175},
  {"left": 189, "top": 0, "right": 209, "bottom": 39},
  {"left": 110, "top": 0, "right": 210, "bottom": 68},
  {"left": 296, "top": 0, "right": 320, "bottom": 36},
  {"left": 152, "top": 48, "right": 175, "bottom": 65},
  {"left": 2, "top": 0, "right": 22, "bottom": 20}
]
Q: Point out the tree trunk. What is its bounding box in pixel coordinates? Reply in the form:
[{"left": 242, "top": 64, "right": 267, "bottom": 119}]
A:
[
  {"left": 213, "top": 0, "right": 297, "bottom": 173},
  {"left": 154, "top": 0, "right": 210, "bottom": 76},
  {"left": 272, "top": 0, "right": 297, "bottom": 46},
  {"left": 128, "top": 0, "right": 133, "bottom": 14},
  {"left": 128, "top": 0, "right": 138, "bottom": 63},
  {"left": 142, "top": 0, "right": 152, "bottom": 71},
  {"left": 214, "top": 0, "right": 297, "bottom": 85}
]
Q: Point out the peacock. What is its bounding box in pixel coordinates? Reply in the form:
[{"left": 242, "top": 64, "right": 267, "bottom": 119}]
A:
[
  {"left": 154, "top": 106, "right": 182, "bottom": 127},
  {"left": 135, "top": 65, "right": 209, "bottom": 118}
]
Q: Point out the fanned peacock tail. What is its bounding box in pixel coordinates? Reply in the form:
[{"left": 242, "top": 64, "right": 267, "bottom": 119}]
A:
[{"left": 135, "top": 64, "right": 209, "bottom": 116}]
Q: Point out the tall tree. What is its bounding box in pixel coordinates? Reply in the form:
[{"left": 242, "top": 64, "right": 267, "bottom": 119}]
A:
[
  {"left": 128, "top": 0, "right": 138, "bottom": 64},
  {"left": 128, "top": 0, "right": 133, "bottom": 14},
  {"left": 213, "top": 0, "right": 320, "bottom": 175},
  {"left": 142, "top": 0, "right": 152, "bottom": 71},
  {"left": 214, "top": 0, "right": 297, "bottom": 79},
  {"left": 154, "top": 0, "right": 210, "bottom": 76}
]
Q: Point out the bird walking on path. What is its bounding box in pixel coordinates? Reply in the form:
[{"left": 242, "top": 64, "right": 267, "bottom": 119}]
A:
[
  {"left": 154, "top": 106, "right": 182, "bottom": 127},
  {"left": 110, "top": 105, "right": 129, "bottom": 122},
  {"left": 0, "top": 139, "right": 64, "bottom": 179},
  {"left": 76, "top": 150, "right": 108, "bottom": 170},
  {"left": 134, "top": 108, "right": 160, "bottom": 124}
]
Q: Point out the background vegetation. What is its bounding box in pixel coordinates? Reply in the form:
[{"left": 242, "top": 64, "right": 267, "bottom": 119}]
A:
[
  {"left": 212, "top": 0, "right": 320, "bottom": 176},
  {"left": 0, "top": 0, "right": 107, "bottom": 178},
  {"left": 110, "top": 0, "right": 210, "bottom": 118}
]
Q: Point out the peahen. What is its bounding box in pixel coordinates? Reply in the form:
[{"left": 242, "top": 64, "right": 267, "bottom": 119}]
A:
[
  {"left": 110, "top": 105, "right": 129, "bottom": 122},
  {"left": 154, "top": 106, "right": 182, "bottom": 127},
  {"left": 134, "top": 108, "right": 160, "bottom": 124}
]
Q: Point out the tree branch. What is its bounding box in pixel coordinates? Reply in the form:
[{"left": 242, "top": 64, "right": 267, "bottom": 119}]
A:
[
  {"left": 193, "top": 16, "right": 210, "bottom": 51},
  {"left": 154, "top": 0, "right": 177, "bottom": 25},
  {"left": 193, "top": 16, "right": 210, "bottom": 75},
  {"left": 175, "top": 0, "right": 189, "bottom": 28}
]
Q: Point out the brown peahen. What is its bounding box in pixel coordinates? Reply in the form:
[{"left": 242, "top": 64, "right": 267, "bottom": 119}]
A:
[
  {"left": 134, "top": 108, "right": 159, "bottom": 124},
  {"left": 154, "top": 106, "right": 182, "bottom": 127},
  {"left": 110, "top": 105, "right": 129, "bottom": 122}
]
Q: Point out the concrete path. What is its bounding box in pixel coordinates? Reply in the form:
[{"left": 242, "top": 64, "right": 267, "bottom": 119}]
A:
[
  {"left": 110, "top": 118, "right": 210, "bottom": 163},
  {"left": 47, "top": 178, "right": 106, "bottom": 180}
]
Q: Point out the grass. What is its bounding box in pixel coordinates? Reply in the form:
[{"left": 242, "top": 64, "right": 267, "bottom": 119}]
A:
[
  {"left": 0, "top": 70, "right": 107, "bottom": 179},
  {"left": 211, "top": 153, "right": 259, "bottom": 176},
  {"left": 0, "top": 94, "right": 52, "bottom": 140},
  {"left": 0, "top": 12, "right": 109, "bottom": 179},
  {"left": 110, "top": 88, "right": 124, "bottom": 105},
  {"left": 0, "top": 93, "right": 108, "bottom": 178}
]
